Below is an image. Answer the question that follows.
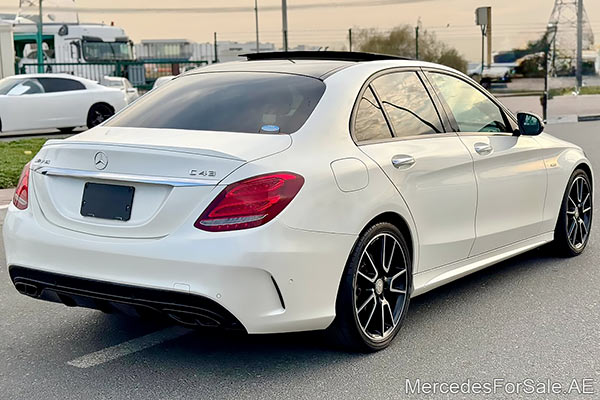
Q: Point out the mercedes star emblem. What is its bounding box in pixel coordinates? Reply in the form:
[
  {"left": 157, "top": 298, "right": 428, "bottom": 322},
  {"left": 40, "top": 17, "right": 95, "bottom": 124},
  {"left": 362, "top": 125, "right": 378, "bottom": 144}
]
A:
[{"left": 94, "top": 151, "right": 108, "bottom": 170}]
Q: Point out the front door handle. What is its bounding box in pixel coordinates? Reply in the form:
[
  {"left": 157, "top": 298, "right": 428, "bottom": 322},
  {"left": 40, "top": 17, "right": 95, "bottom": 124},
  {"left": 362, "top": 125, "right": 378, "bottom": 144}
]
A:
[
  {"left": 474, "top": 142, "right": 493, "bottom": 155},
  {"left": 391, "top": 155, "right": 416, "bottom": 169}
]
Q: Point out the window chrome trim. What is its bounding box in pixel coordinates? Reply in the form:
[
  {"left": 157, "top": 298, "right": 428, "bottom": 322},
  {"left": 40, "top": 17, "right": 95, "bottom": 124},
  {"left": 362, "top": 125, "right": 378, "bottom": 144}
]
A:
[
  {"left": 356, "top": 132, "right": 459, "bottom": 146},
  {"left": 32, "top": 166, "right": 215, "bottom": 187}
]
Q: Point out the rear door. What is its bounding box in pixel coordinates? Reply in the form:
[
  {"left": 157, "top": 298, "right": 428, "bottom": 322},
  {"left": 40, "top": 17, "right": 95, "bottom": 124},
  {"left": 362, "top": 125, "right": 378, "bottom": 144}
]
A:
[
  {"left": 37, "top": 77, "right": 90, "bottom": 128},
  {"left": 356, "top": 70, "right": 477, "bottom": 272},
  {"left": 426, "top": 70, "right": 547, "bottom": 256}
]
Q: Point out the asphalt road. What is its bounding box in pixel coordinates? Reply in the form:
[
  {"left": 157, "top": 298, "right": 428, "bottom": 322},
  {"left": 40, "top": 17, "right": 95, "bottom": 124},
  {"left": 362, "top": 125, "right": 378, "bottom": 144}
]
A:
[{"left": 1, "top": 122, "right": 599, "bottom": 399}]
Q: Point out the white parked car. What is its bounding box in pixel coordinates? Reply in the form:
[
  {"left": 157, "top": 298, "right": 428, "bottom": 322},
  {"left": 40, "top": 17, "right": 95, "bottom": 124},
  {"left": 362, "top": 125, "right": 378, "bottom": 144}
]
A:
[
  {"left": 467, "top": 63, "right": 514, "bottom": 88},
  {"left": 3, "top": 52, "right": 593, "bottom": 352},
  {"left": 101, "top": 76, "right": 139, "bottom": 104},
  {"left": 0, "top": 73, "right": 128, "bottom": 133}
]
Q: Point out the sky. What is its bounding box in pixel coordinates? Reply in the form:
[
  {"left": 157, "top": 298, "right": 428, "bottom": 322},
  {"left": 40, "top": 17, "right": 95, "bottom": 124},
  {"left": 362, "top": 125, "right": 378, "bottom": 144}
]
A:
[{"left": 0, "top": 0, "right": 599, "bottom": 61}]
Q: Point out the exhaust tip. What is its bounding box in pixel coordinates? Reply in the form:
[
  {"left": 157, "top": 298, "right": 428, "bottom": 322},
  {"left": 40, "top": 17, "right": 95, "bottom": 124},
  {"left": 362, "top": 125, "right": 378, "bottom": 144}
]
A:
[
  {"left": 14, "top": 282, "right": 39, "bottom": 297},
  {"left": 165, "top": 310, "right": 220, "bottom": 328}
]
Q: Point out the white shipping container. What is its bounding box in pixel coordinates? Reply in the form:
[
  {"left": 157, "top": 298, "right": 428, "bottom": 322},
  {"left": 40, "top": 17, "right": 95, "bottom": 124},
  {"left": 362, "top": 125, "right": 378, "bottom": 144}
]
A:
[{"left": 0, "top": 22, "right": 15, "bottom": 78}]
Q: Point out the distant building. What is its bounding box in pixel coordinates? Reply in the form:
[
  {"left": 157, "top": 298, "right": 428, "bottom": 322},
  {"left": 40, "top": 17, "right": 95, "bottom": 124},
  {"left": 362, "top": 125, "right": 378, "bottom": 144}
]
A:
[{"left": 135, "top": 39, "right": 193, "bottom": 61}]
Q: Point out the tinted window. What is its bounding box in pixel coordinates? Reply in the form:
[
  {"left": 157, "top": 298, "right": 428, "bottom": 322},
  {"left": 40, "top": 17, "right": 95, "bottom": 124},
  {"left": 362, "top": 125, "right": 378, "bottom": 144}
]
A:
[
  {"left": 354, "top": 86, "right": 392, "bottom": 142},
  {"left": 429, "top": 73, "right": 510, "bottom": 133},
  {"left": 38, "top": 78, "right": 86, "bottom": 93},
  {"left": 107, "top": 72, "right": 326, "bottom": 134},
  {"left": 83, "top": 41, "right": 133, "bottom": 61},
  {"left": 372, "top": 72, "right": 442, "bottom": 137}
]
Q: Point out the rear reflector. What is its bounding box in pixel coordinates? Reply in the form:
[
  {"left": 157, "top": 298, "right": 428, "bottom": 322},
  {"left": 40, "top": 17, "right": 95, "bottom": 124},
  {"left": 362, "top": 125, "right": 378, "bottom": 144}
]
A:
[
  {"left": 195, "top": 172, "right": 304, "bottom": 231},
  {"left": 12, "top": 162, "right": 31, "bottom": 210}
]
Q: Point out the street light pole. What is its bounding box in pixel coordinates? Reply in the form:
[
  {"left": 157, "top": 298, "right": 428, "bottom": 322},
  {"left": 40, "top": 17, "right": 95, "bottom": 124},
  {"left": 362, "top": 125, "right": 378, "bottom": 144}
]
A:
[
  {"left": 415, "top": 25, "right": 419, "bottom": 60},
  {"left": 480, "top": 25, "right": 485, "bottom": 75},
  {"left": 543, "top": 24, "right": 558, "bottom": 122},
  {"left": 213, "top": 32, "right": 219, "bottom": 63},
  {"left": 543, "top": 38, "right": 549, "bottom": 122},
  {"left": 475, "top": 7, "right": 491, "bottom": 76},
  {"left": 254, "top": 0, "right": 260, "bottom": 53},
  {"left": 36, "top": 0, "right": 43, "bottom": 73},
  {"left": 576, "top": 0, "right": 583, "bottom": 89},
  {"left": 282, "top": 0, "right": 288, "bottom": 51},
  {"left": 348, "top": 28, "right": 352, "bottom": 52},
  {"left": 415, "top": 18, "right": 421, "bottom": 60}
]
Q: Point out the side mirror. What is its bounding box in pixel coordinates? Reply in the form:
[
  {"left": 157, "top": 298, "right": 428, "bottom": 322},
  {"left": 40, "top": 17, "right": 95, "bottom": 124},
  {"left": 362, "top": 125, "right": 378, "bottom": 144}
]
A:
[{"left": 517, "top": 112, "right": 544, "bottom": 135}]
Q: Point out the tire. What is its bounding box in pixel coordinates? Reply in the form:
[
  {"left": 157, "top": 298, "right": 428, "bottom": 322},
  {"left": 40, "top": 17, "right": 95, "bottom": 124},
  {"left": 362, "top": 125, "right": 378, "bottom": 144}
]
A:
[
  {"left": 58, "top": 127, "right": 75, "bottom": 133},
  {"left": 87, "top": 103, "right": 114, "bottom": 129},
  {"left": 553, "top": 169, "right": 593, "bottom": 257},
  {"left": 328, "top": 222, "right": 412, "bottom": 352}
]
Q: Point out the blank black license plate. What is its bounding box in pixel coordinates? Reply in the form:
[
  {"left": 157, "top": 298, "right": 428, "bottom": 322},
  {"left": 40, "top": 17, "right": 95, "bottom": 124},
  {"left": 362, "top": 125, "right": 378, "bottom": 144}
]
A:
[{"left": 80, "top": 182, "right": 135, "bottom": 221}]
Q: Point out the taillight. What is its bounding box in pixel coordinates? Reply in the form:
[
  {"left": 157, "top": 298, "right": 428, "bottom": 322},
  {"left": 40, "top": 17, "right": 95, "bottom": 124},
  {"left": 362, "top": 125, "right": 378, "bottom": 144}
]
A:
[
  {"left": 13, "top": 162, "right": 31, "bottom": 210},
  {"left": 195, "top": 172, "right": 304, "bottom": 232}
]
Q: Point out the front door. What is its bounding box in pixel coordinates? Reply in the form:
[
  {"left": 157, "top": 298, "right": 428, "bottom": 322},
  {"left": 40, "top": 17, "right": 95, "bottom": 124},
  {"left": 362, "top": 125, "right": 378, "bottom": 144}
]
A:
[{"left": 427, "top": 71, "right": 547, "bottom": 256}]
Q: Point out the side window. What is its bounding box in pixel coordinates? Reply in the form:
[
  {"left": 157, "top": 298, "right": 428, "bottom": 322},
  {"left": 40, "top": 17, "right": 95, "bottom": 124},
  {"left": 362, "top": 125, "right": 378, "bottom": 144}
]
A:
[
  {"left": 371, "top": 72, "right": 443, "bottom": 137},
  {"left": 429, "top": 73, "right": 510, "bottom": 133},
  {"left": 354, "top": 86, "right": 392, "bottom": 142},
  {"left": 38, "top": 78, "right": 86, "bottom": 93},
  {"left": 6, "top": 79, "right": 44, "bottom": 96}
]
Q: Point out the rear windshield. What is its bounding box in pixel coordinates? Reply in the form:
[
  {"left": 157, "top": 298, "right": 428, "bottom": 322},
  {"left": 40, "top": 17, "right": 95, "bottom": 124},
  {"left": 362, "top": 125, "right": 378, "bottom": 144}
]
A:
[{"left": 106, "top": 72, "right": 326, "bottom": 134}]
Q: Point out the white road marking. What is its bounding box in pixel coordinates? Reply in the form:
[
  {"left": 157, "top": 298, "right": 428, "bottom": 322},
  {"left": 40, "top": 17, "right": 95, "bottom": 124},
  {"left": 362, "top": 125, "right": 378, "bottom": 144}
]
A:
[
  {"left": 0, "top": 204, "right": 9, "bottom": 210},
  {"left": 67, "top": 326, "right": 190, "bottom": 368}
]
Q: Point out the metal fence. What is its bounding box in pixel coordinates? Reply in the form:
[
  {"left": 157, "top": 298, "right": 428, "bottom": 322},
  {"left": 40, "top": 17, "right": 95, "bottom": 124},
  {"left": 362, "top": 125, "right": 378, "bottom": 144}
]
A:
[{"left": 15, "top": 60, "right": 209, "bottom": 91}]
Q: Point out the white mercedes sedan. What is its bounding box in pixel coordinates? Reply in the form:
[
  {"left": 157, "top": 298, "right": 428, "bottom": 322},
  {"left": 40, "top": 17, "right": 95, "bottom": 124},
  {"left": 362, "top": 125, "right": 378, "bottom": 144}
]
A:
[
  {"left": 2, "top": 52, "right": 593, "bottom": 352},
  {"left": 0, "top": 73, "right": 128, "bottom": 134}
]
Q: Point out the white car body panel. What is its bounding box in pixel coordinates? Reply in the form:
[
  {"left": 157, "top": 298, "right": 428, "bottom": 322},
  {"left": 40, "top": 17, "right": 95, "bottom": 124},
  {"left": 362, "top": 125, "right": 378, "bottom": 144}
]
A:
[
  {"left": 0, "top": 73, "right": 127, "bottom": 133},
  {"left": 30, "top": 127, "right": 291, "bottom": 238},
  {"left": 534, "top": 133, "right": 591, "bottom": 232},
  {"left": 2, "top": 59, "right": 594, "bottom": 334},
  {"left": 458, "top": 134, "right": 547, "bottom": 256},
  {"left": 360, "top": 136, "right": 477, "bottom": 271}
]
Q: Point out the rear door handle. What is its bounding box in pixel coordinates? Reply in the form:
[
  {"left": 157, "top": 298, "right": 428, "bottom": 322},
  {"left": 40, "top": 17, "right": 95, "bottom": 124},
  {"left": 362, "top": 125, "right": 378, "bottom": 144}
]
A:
[
  {"left": 474, "top": 143, "right": 493, "bottom": 155},
  {"left": 391, "top": 155, "right": 415, "bottom": 169}
]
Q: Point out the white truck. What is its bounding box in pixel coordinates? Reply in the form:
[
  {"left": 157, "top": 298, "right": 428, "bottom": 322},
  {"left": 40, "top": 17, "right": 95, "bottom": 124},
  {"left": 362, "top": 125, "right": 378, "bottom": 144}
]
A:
[{"left": 13, "top": 23, "right": 134, "bottom": 81}]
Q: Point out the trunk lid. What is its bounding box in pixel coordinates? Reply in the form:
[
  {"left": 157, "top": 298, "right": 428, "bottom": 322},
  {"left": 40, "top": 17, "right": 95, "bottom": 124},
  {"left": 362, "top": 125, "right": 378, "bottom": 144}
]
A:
[{"left": 31, "top": 127, "right": 291, "bottom": 238}]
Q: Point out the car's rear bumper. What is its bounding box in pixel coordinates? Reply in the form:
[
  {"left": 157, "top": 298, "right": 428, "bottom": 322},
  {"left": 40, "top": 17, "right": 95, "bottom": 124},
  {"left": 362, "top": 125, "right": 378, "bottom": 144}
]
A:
[
  {"left": 2, "top": 204, "right": 357, "bottom": 334},
  {"left": 9, "top": 265, "right": 246, "bottom": 330}
]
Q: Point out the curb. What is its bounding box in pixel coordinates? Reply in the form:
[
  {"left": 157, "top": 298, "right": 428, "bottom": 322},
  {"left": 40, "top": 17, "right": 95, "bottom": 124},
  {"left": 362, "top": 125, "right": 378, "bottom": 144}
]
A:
[
  {"left": 578, "top": 114, "right": 600, "bottom": 122},
  {"left": 0, "top": 188, "right": 14, "bottom": 209},
  {"left": 493, "top": 92, "right": 543, "bottom": 98}
]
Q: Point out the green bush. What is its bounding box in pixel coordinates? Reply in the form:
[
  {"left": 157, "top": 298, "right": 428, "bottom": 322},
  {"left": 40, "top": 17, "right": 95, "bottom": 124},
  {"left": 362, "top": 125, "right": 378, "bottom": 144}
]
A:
[{"left": 0, "top": 138, "right": 47, "bottom": 189}]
